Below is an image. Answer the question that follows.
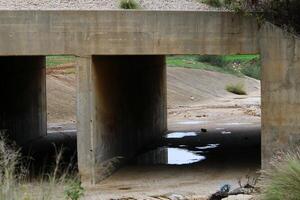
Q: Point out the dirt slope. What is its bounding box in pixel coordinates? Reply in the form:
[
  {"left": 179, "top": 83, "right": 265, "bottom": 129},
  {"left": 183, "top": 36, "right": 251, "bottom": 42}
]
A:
[{"left": 47, "top": 66, "right": 260, "bottom": 123}]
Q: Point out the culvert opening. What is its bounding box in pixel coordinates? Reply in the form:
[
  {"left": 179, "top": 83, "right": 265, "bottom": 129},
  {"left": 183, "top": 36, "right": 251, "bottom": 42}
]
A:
[{"left": 135, "top": 54, "right": 261, "bottom": 168}]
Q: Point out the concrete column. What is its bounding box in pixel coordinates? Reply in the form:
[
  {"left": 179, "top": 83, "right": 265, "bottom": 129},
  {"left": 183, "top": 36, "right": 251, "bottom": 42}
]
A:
[
  {"left": 77, "top": 55, "right": 167, "bottom": 184},
  {"left": 0, "top": 56, "right": 47, "bottom": 145},
  {"left": 260, "top": 23, "right": 300, "bottom": 168}
]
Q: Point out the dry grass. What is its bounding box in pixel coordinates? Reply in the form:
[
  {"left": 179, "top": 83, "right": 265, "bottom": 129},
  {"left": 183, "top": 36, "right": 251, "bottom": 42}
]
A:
[
  {"left": 226, "top": 83, "right": 247, "bottom": 95},
  {"left": 260, "top": 148, "right": 300, "bottom": 200},
  {"left": 0, "top": 132, "right": 83, "bottom": 200}
]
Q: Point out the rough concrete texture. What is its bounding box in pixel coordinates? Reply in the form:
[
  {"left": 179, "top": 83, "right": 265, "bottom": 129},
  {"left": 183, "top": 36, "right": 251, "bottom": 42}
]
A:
[
  {"left": 260, "top": 22, "right": 300, "bottom": 168},
  {"left": 77, "top": 55, "right": 167, "bottom": 184},
  {"left": 0, "top": 0, "right": 216, "bottom": 10},
  {"left": 0, "top": 56, "right": 46, "bottom": 145},
  {"left": 0, "top": 11, "right": 258, "bottom": 55}
]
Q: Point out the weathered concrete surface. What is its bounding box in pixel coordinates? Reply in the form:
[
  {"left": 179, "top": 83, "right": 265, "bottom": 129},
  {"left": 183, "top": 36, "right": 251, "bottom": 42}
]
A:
[
  {"left": 77, "top": 55, "right": 167, "bottom": 184},
  {"left": 0, "top": 11, "right": 258, "bottom": 55},
  {"left": 260, "top": 23, "right": 300, "bottom": 167},
  {"left": 0, "top": 56, "right": 46, "bottom": 145}
]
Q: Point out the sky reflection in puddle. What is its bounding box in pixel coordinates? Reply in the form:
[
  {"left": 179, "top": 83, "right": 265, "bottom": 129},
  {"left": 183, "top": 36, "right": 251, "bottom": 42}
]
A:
[
  {"left": 167, "top": 148, "right": 206, "bottom": 165},
  {"left": 166, "top": 132, "right": 197, "bottom": 139},
  {"left": 177, "top": 121, "right": 208, "bottom": 125}
]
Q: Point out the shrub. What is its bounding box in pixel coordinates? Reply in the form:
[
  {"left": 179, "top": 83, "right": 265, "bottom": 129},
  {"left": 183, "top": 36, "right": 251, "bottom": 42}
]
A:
[
  {"left": 119, "top": 0, "right": 140, "bottom": 9},
  {"left": 64, "top": 179, "right": 84, "bottom": 200},
  {"left": 201, "top": 0, "right": 222, "bottom": 7},
  {"left": 260, "top": 149, "right": 300, "bottom": 200},
  {"left": 197, "top": 55, "right": 226, "bottom": 67},
  {"left": 226, "top": 83, "right": 247, "bottom": 95},
  {"left": 240, "top": 58, "right": 261, "bottom": 80}
]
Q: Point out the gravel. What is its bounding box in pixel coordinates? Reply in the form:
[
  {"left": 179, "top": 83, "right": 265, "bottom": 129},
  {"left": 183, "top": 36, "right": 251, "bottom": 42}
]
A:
[{"left": 0, "top": 0, "right": 218, "bottom": 10}]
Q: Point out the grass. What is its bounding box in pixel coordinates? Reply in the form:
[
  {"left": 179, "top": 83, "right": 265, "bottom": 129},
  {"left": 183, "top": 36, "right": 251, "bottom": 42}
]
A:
[
  {"left": 260, "top": 149, "right": 300, "bottom": 200},
  {"left": 0, "top": 132, "right": 84, "bottom": 200},
  {"left": 119, "top": 0, "right": 140, "bottom": 9},
  {"left": 226, "top": 83, "right": 247, "bottom": 95},
  {"left": 46, "top": 56, "right": 75, "bottom": 68},
  {"left": 201, "top": 0, "right": 222, "bottom": 7},
  {"left": 167, "top": 55, "right": 241, "bottom": 76},
  {"left": 46, "top": 55, "right": 261, "bottom": 80},
  {"left": 167, "top": 55, "right": 261, "bottom": 79}
]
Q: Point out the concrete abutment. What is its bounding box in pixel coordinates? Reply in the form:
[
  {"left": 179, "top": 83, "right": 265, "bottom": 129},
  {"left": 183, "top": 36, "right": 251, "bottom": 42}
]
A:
[
  {"left": 77, "top": 55, "right": 167, "bottom": 184},
  {"left": 260, "top": 23, "right": 300, "bottom": 168},
  {"left": 0, "top": 56, "right": 47, "bottom": 145}
]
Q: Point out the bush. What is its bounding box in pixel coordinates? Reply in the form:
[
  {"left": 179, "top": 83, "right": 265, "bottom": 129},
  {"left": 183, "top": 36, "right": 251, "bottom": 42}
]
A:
[
  {"left": 201, "top": 0, "right": 222, "bottom": 7},
  {"left": 240, "top": 58, "right": 261, "bottom": 80},
  {"left": 260, "top": 149, "right": 300, "bottom": 200},
  {"left": 65, "top": 179, "right": 84, "bottom": 200},
  {"left": 119, "top": 0, "right": 140, "bottom": 9},
  {"left": 197, "top": 55, "right": 227, "bottom": 67},
  {"left": 226, "top": 83, "right": 247, "bottom": 95}
]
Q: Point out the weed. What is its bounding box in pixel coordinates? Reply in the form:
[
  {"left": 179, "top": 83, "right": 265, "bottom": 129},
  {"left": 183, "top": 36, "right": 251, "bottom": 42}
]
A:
[
  {"left": 260, "top": 148, "right": 300, "bottom": 200},
  {"left": 0, "top": 133, "right": 83, "bottom": 200},
  {"left": 119, "top": 0, "right": 140, "bottom": 9},
  {"left": 226, "top": 83, "right": 247, "bottom": 95},
  {"left": 201, "top": 0, "right": 222, "bottom": 7},
  {"left": 197, "top": 55, "right": 226, "bottom": 67},
  {"left": 64, "top": 179, "right": 84, "bottom": 200}
]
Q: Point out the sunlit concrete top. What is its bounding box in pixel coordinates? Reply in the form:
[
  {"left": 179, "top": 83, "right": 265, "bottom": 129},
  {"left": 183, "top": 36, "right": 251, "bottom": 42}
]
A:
[{"left": 0, "top": 11, "right": 259, "bottom": 56}]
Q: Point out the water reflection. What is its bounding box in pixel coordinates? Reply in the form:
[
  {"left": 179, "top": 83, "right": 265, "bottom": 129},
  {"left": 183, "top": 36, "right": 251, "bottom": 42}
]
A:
[
  {"left": 195, "top": 144, "right": 219, "bottom": 150},
  {"left": 166, "top": 132, "right": 197, "bottom": 139},
  {"left": 177, "top": 121, "right": 208, "bottom": 125},
  {"left": 137, "top": 147, "right": 206, "bottom": 165}
]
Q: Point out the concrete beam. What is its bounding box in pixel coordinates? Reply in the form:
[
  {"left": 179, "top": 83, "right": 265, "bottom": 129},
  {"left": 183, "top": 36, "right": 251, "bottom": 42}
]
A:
[
  {"left": 0, "top": 11, "right": 258, "bottom": 55},
  {"left": 260, "top": 23, "right": 300, "bottom": 167},
  {"left": 0, "top": 56, "right": 47, "bottom": 145},
  {"left": 76, "top": 55, "right": 167, "bottom": 184}
]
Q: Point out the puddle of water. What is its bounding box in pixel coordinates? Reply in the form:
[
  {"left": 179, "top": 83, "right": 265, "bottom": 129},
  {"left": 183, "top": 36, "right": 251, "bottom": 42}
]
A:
[
  {"left": 221, "top": 131, "right": 232, "bottom": 135},
  {"left": 177, "top": 121, "right": 208, "bottom": 125},
  {"left": 168, "top": 148, "right": 206, "bottom": 165},
  {"left": 166, "top": 132, "right": 197, "bottom": 139},
  {"left": 195, "top": 144, "right": 220, "bottom": 150},
  {"left": 137, "top": 147, "right": 206, "bottom": 165},
  {"left": 218, "top": 122, "right": 253, "bottom": 126}
]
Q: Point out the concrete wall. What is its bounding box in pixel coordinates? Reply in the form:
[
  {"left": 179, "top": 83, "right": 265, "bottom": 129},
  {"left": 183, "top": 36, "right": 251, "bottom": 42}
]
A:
[
  {"left": 77, "top": 55, "right": 167, "bottom": 183},
  {"left": 0, "top": 11, "right": 258, "bottom": 55},
  {"left": 0, "top": 56, "right": 47, "bottom": 145},
  {"left": 260, "top": 23, "right": 300, "bottom": 167}
]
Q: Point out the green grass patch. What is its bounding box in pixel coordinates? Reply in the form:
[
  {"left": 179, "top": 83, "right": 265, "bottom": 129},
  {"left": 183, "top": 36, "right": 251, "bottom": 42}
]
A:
[
  {"left": 119, "top": 0, "right": 140, "bottom": 9},
  {"left": 167, "top": 55, "right": 261, "bottom": 80},
  {"left": 46, "top": 56, "right": 75, "bottom": 68},
  {"left": 225, "top": 83, "right": 247, "bottom": 95},
  {"left": 167, "top": 55, "right": 241, "bottom": 76},
  {"left": 201, "top": 0, "right": 222, "bottom": 7}
]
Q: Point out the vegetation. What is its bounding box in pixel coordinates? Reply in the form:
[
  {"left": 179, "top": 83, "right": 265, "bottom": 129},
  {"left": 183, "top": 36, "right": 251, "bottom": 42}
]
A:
[
  {"left": 201, "top": 0, "right": 300, "bottom": 34},
  {"left": 226, "top": 83, "right": 247, "bottom": 95},
  {"left": 260, "top": 148, "right": 300, "bottom": 200},
  {"left": 64, "top": 179, "right": 84, "bottom": 200},
  {"left": 0, "top": 133, "right": 84, "bottom": 200},
  {"left": 46, "top": 56, "right": 75, "bottom": 68},
  {"left": 45, "top": 55, "right": 261, "bottom": 80},
  {"left": 167, "top": 55, "right": 261, "bottom": 80},
  {"left": 201, "top": 0, "right": 222, "bottom": 7},
  {"left": 119, "top": 0, "right": 140, "bottom": 9}
]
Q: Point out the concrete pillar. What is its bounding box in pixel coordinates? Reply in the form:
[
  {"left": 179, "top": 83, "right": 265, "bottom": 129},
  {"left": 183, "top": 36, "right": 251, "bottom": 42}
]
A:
[
  {"left": 0, "top": 56, "right": 47, "bottom": 145},
  {"left": 77, "top": 55, "right": 167, "bottom": 184},
  {"left": 260, "top": 23, "right": 300, "bottom": 168}
]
